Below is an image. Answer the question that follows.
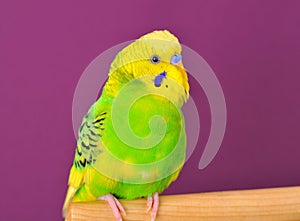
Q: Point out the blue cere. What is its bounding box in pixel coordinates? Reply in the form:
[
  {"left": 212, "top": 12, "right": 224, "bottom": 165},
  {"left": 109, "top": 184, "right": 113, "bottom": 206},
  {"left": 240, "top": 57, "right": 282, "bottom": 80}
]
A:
[{"left": 170, "top": 54, "right": 182, "bottom": 65}]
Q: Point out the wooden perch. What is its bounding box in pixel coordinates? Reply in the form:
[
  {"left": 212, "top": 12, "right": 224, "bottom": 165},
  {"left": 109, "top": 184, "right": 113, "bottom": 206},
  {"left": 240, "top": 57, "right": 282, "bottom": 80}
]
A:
[{"left": 68, "top": 186, "right": 300, "bottom": 221}]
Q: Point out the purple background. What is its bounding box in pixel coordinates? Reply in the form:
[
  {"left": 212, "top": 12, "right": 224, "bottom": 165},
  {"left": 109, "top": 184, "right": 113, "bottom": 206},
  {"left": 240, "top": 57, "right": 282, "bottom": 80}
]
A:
[{"left": 1, "top": 0, "right": 299, "bottom": 220}]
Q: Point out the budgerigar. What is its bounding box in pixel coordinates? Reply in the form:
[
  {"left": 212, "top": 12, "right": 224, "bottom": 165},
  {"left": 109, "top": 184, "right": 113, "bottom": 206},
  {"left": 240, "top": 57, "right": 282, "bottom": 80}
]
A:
[{"left": 63, "top": 30, "right": 190, "bottom": 221}]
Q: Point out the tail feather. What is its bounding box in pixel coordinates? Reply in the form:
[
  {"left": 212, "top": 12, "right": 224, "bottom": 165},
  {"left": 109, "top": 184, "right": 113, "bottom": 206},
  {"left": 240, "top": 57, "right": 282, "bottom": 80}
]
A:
[{"left": 62, "top": 186, "right": 78, "bottom": 218}]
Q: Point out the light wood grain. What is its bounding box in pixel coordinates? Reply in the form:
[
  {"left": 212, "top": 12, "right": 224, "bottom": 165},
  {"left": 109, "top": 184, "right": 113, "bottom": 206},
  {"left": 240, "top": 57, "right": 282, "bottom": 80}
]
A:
[{"left": 68, "top": 186, "right": 300, "bottom": 221}]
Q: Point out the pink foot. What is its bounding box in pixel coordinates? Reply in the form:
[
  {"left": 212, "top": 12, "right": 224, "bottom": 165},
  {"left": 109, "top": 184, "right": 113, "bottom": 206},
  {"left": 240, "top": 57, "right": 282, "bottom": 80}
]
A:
[
  {"left": 98, "top": 194, "right": 126, "bottom": 221},
  {"left": 146, "top": 192, "right": 159, "bottom": 221}
]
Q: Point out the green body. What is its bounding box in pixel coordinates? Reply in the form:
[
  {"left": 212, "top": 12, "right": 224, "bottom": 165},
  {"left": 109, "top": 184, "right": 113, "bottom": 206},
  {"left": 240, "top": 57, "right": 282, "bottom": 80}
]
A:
[
  {"left": 63, "top": 31, "right": 189, "bottom": 218},
  {"left": 71, "top": 77, "right": 186, "bottom": 202}
]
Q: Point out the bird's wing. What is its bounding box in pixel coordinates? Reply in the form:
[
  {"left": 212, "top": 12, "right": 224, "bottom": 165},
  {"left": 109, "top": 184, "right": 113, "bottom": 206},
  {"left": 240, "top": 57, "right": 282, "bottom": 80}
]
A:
[
  {"left": 63, "top": 105, "right": 107, "bottom": 217},
  {"left": 72, "top": 110, "right": 107, "bottom": 178}
]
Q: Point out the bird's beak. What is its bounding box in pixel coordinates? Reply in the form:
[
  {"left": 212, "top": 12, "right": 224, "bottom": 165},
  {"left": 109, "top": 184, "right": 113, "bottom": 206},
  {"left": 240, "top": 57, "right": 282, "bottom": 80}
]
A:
[{"left": 170, "top": 54, "right": 182, "bottom": 65}]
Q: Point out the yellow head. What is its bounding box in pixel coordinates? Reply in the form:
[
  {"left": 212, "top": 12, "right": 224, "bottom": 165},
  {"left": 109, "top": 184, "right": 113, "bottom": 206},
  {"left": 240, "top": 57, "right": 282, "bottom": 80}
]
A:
[{"left": 105, "top": 30, "right": 189, "bottom": 105}]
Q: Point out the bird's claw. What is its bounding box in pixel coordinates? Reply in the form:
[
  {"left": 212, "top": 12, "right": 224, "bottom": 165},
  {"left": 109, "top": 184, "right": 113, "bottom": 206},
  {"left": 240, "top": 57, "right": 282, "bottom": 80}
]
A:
[
  {"left": 146, "top": 192, "right": 159, "bottom": 221},
  {"left": 98, "top": 194, "right": 126, "bottom": 221}
]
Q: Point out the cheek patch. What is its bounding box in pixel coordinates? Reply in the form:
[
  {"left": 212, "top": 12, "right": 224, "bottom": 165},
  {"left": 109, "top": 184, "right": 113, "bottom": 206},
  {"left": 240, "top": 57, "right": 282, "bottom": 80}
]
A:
[{"left": 154, "top": 71, "right": 167, "bottom": 87}]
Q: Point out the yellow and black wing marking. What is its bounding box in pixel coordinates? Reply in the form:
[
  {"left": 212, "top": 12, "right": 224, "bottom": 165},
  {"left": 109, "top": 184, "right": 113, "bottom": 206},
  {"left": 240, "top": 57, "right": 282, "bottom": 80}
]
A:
[
  {"left": 73, "top": 111, "right": 107, "bottom": 169},
  {"left": 63, "top": 110, "right": 107, "bottom": 218}
]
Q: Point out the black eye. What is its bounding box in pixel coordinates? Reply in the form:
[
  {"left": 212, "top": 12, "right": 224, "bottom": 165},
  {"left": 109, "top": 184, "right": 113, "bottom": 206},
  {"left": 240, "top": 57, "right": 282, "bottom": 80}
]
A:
[{"left": 150, "top": 55, "right": 160, "bottom": 64}]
